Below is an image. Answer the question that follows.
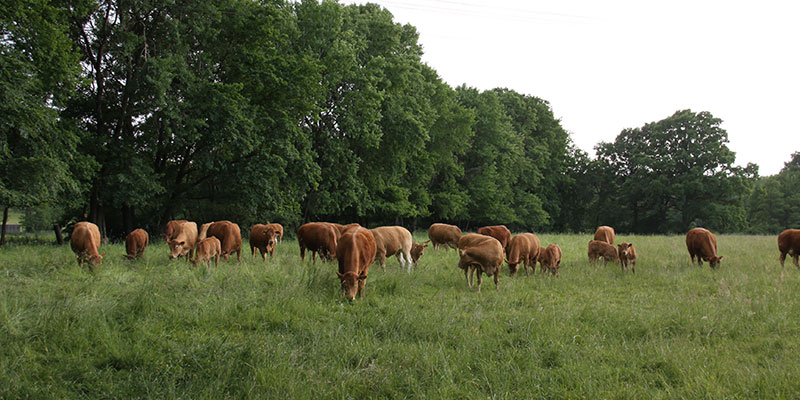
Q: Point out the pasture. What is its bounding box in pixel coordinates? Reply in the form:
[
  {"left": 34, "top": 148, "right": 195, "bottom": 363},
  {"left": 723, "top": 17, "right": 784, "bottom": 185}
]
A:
[{"left": 1, "top": 233, "right": 799, "bottom": 398}]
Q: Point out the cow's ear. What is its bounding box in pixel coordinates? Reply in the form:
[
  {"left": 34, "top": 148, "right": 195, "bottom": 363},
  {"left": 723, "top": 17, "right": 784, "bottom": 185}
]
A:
[
  {"left": 358, "top": 272, "right": 367, "bottom": 280},
  {"left": 336, "top": 272, "right": 344, "bottom": 278},
  {"left": 179, "top": 241, "right": 185, "bottom": 246},
  {"left": 718, "top": 256, "right": 723, "bottom": 261}
]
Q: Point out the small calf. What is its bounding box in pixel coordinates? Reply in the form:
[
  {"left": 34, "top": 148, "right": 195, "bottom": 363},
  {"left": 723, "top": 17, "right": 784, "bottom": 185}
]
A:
[
  {"left": 539, "top": 244, "right": 562, "bottom": 276},
  {"left": 588, "top": 240, "right": 618, "bottom": 266},
  {"left": 193, "top": 237, "right": 222, "bottom": 267},
  {"left": 410, "top": 241, "right": 428, "bottom": 268},
  {"left": 617, "top": 242, "right": 637, "bottom": 273}
]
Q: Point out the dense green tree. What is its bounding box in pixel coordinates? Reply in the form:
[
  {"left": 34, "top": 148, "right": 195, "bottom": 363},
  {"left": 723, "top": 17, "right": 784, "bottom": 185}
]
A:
[
  {"left": 595, "top": 110, "right": 755, "bottom": 233},
  {"left": 746, "top": 152, "right": 800, "bottom": 233}
]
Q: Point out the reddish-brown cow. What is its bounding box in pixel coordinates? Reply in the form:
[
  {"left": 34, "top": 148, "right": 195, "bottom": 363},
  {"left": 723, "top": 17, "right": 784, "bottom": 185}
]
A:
[
  {"left": 249, "top": 224, "right": 278, "bottom": 261},
  {"left": 336, "top": 227, "right": 377, "bottom": 300},
  {"left": 124, "top": 228, "right": 149, "bottom": 260},
  {"left": 265, "top": 223, "right": 284, "bottom": 244},
  {"left": 594, "top": 226, "right": 616, "bottom": 244},
  {"left": 539, "top": 244, "right": 562, "bottom": 276},
  {"left": 617, "top": 242, "right": 637, "bottom": 273},
  {"left": 477, "top": 225, "right": 512, "bottom": 252},
  {"left": 588, "top": 240, "right": 618, "bottom": 265},
  {"left": 297, "top": 222, "right": 339, "bottom": 263},
  {"left": 505, "top": 233, "right": 541, "bottom": 276},
  {"left": 778, "top": 229, "right": 800, "bottom": 268},
  {"left": 71, "top": 221, "right": 104, "bottom": 269},
  {"left": 428, "top": 223, "right": 462, "bottom": 250},
  {"left": 686, "top": 227, "right": 722, "bottom": 268},
  {"left": 164, "top": 219, "right": 188, "bottom": 243},
  {"left": 410, "top": 242, "right": 428, "bottom": 268},
  {"left": 199, "top": 221, "right": 242, "bottom": 261},
  {"left": 370, "top": 226, "right": 413, "bottom": 272},
  {"left": 192, "top": 237, "right": 221, "bottom": 267},
  {"left": 457, "top": 233, "right": 504, "bottom": 292},
  {"left": 167, "top": 221, "right": 198, "bottom": 261}
]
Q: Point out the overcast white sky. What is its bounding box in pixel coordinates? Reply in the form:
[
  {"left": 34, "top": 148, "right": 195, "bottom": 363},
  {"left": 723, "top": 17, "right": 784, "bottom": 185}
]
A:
[{"left": 341, "top": 0, "right": 800, "bottom": 176}]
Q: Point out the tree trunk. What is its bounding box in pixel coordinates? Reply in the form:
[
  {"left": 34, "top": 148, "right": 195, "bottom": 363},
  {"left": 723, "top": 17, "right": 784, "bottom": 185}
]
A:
[
  {"left": 89, "top": 188, "right": 108, "bottom": 241},
  {"left": 0, "top": 207, "right": 8, "bottom": 246},
  {"left": 53, "top": 223, "right": 64, "bottom": 245},
  {"left": 122, "top": 203, "right": 134, "bottom": 235}
]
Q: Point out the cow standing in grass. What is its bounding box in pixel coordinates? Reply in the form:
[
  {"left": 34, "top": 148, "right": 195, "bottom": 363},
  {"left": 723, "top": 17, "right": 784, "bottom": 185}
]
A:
[
  {"left": 124, "top": 228, "right": 149, "bottom": 260},
  {"left": 686, "top": 228, "right": 722, "bottom": 268},
  {"left": 193, "top": 237, "right": 222, "bottom": 267},
  {"left": 250, "top": 224, "right": 279, "bottom": 261},
  {"left": 617, "top": 242, "right": 637, "bottom": 273},
  {"left": 457, "top": 233, "right": 504, "bottom": 292},
  {"left": 505, "top": 233, "right": 540, "bottom": 276},
  {"left": 588, "top": 240, "right": 618, "bottom": 266},
  {"left": 168, "top": 222, "right": 198, "bottom": 261},
  {"left": 539, "top": 244, "right": 562, "bottom": 276},
  {"left": 370, "top": 226, "right": 414, "bottom": 272},
  {"left": 71, "top": 221, "right": 104, "bottom": 269},
  {"left": 297, "top": 222, "right": 339, "bottom": 263},
  {"left": 778, "top": 229, "right": 800, "bottom": 268},
  {"left": 337, "top": 227, "right": 376, "bottom": 301},
  {"left": 428, "top": 223, "right": 462, "bottom": 250},
  {"left": 199, "top": 221, "right": 242, "bottom": 262}
]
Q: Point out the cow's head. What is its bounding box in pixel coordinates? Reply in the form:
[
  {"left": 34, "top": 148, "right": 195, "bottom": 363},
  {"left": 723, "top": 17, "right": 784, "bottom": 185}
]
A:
[
  {"left": 168, "top": 240, "right": 188, "bottom": 259},
  {"left": 617, "top": 242, "right": 632, "bottom": 259},
  {"left": 263, "top": 227, "right": 278, "bottom": 248},
  {"left": 88, "top": 251, "right": 104, "bottom": 265},
  {"left": 410, "top": 242, "right": 427, "bottom": 266},
  {"left": 338, "top": 271, "right": 366, "bottom": 300},
  {"left": 709, "top": 256, "right": 723, "bottom": 268},
  {"left": 505, "top": 258, "right": 520, "bottom": 275}
]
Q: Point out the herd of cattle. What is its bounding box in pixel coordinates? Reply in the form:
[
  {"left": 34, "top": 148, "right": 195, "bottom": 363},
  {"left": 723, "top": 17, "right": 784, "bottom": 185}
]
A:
[{"left": 68, "top": 220, "right": 800, "bottom": 299}]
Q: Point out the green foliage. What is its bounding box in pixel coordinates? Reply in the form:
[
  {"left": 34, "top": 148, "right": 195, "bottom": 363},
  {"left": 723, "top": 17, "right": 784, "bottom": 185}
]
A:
[
  {"left": 746, "top": 152, "right": 800, "bottom": 233},
  {"left": 2, "top": 235, "right": 800, "bottom": 397}
]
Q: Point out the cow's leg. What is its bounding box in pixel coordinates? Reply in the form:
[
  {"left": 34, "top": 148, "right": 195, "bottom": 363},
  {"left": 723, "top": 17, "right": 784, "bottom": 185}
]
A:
[
  {"left": 237, "top": 248, "right": 241, "bottom": 262},
  {"left": 358, "top": 278, "right": 366, "bottom": 298},
  {"left": 793, "top": 254, "right": 799, "bottom": 268},
  {"left": 251, "top": 245, "right": 256, "bottom": 257},
  {"left": 214, "top": 253, "right": 219, "bottom": 267},
  {"left": 476, "top": 271, "right": 482, "bottom": 293},
  {"left": 463, "top": 268, "right": 471, "bottom": 287},
  {"left": 403, "top": 249, "right": 412, "bottom": 272},
  {"left": 261, "top": 248, "right": 267, "bottom": 262},
  {"left": 779, "top": 252, "right": 786, "bottom": 267},
  {"left": 493, "top": 272, "right": 499, "bottom": 290},
  {"left": 300, "top": 246, "right": 306, "bottom": 261},
  {"left": 312, "top": 251, "right": 317, "bottom": 264},
  {"left": 378, "top": 251, "right": 386, "bottom": 271}
]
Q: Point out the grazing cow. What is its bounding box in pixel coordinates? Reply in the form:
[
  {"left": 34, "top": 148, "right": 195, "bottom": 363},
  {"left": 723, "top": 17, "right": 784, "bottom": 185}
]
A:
[
  {"left": 336, "top": 227, "right": 377, "bottom": 300},
  {"left": 617, "top": 242, "right": 637, "bottom": 273},
  {"left": 428, "top": 223, "right": 462, "bottom": 250},
  {"left": 539, "top": 244, "right": 562, "bottom": 276},
  {"left": 70, "top": 221, "right": 104, "bottom": 269},
  {"left": 249, "top": 224, "right": 278, "bottom": 261},
  {"left": 192, "top": 237, "right": 222, "bottom": 267},
  {"left": 297, "top": 222, "right": 339, "bottom": 263},
  {"left": 477, "top": 225, "right": 512, "bottom": 252},
  {"left": 167, "top": 221, "right": 198, "bottom": 261},
  {"left": 588, "top": 240, "right": 618, "bottom": 265},
  {"left": 594, "top": 226, "right": 616, "bottom": 244},
  {"left": 410, "top": 241, "right": 428, "bottom": 268},
  {"left": 370, "top": 226, "right": 414, "bottom": 272},
  {"left": 265, "top": 223, "right": 284, "bottom": 244},
  {"left": 199, "top": 221, "right": 242, "bottom": 261},
  {"left": 457, "top": 233, "right": 504, "bottom": 292},
  {"left": 124, "top": 228, "right": 149, "bottom": 260},
  {"left": 779, "top": 229, "right": 800, "bottom": 268},
  {"left": 164, "top": 219, "right": 188, "bottom": 243},
  {"left": 505, "top": 233, "right": 541, "bottom": 276},
  {"left": 536, "top": 246, "right": 547, "bottom": 273},
  {"left": 686, "top": 227, "right": 722, "bottom": 268}
]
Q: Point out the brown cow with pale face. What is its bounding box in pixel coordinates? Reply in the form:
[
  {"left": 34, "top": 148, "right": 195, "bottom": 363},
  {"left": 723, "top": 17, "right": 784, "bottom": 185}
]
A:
[
  {"left": 428, "top": 223, "right": 462, "bottom": 250},
  {"left": 168, "top": 221, "right": 198, "bottom": 261},
  {"left": 686, "top": 227, "right": 722, "bottom": 268},
  {"left": 71, "top": 221, "right": 104, "bottom": 269},
  {"left": 249, "top": 224, "right": 278, "bottom": 261},
  {"left": 594, "top": 226, "right": 616, "bottom": 244},
  {"left": 337, "top": 227, "right": 376, "bottom": 300},
  {"left": 192, "top": 237, "right": 221, "bottom": 267},
  {"left": 778, "top": 229, "right": 800, "bottom": 268},
  {"left": 588, "top": 240, "right": 618, "bottom": 265},
  {"left": 617, "top": 242, "right": 637, "bottom": 273},
  {"left": 124, "top": 228, "right": 149, "bottom": 260},
  {"left": 457, "top": 233, "right": 504, "bottom": 292}
]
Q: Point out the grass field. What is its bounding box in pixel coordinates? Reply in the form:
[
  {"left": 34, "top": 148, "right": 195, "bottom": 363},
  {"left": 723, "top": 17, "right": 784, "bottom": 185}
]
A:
[{"left": 1, "top": 233, "right": 799, "bottom": 398}]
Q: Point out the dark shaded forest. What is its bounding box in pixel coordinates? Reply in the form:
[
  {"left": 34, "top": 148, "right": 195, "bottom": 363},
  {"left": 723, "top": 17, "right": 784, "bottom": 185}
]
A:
[{"left": 2, "top": 0, "right": 798, "bottom": 240}]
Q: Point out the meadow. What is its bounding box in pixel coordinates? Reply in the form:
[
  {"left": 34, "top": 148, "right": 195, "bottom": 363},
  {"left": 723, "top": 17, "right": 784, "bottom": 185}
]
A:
[{"left": 1, "top": 233, "right": 798, "bottom": 399}]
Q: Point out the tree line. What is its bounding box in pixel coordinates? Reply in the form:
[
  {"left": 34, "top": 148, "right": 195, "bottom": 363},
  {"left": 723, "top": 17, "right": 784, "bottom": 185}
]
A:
[{"left": 2, "top": 0, "right": 798, "bottom": 242}]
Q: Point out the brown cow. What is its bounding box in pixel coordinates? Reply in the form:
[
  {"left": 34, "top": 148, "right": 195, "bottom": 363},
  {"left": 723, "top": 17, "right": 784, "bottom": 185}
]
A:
[
  {"left": 410, "top": 241, "right": 428, "bottom": 268},
  {"left": 594, "top": 226, "right": 616, "bottom": 244},
  {"left": 457, "top": 233, "right": 504, "bottom": 292},
  {"left": 199, "top": 221, "right": 242, "bottom": 261},
  {"left": 617, "top": 242, "right": 637, "bottom": 273},
  {"left": 167, "top": 221, "right": 198, "bottom": 261},
  {"left": 535, "top": 246, "right": 547, "bottom": 273},
  {"left": 588, "top": 240, "right": 618, "bottom": 265},
  {"left": 265, "top": 223, "right": 284, "bottom": 244},
  {"left": 192, "top": 237, "right": 222, "bottom": 267},
  {"left": 297, "top": 222, "right": 339, "bottom": 263},
  {"left": 250, "top": 224, "right": 278, "bottom": 261},
  {"left": 428, "top": 223, "right": 462, "bottom": 250},
  {"left": 477, "top": 225, "right": 512, "bottom": 252},
  {"left": 124, "top": 228, "right": 149, "bottom": 260},
  {"left": 336, "top": 227, "right": 377, "bottom": 300},
  {"left": 779, "top": 229, "right": 800, "bottom": 268},
  {"left": 505, "top": 233, "right": 541, "bottom": 276},
  {"left": 164, "top": 219, "right": 188, "bottom": 243},
  {"left": 370, "top": 226, "right": 414, "bottom": 272},
  {"left": 686, "top": 227, "right": 722, "bottom": 268},
  {"left": 539, "top": 244, "right": 562, "bottom": 276},
  {"left": 70, "top": 221, "right": 104, "bottom": 269}
]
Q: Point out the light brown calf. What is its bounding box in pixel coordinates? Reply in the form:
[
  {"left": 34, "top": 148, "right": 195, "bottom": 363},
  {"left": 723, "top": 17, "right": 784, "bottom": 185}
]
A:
[
  {"left": 124, "top": 228, "right": 149, "bottom": 260},
  {"left": 192, "top": 237, "right": 222, "bottom": 267},
  {"left": 617, "top": 242, "right": 637, "bottom": 273}
]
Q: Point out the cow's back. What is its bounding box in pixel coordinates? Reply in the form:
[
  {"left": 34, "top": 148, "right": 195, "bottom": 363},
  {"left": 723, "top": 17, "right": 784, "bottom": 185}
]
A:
[
  {"left": 338, "top": 228, "right": 377, "bottom": 276},
  {"left": 460, "top": 237, "right": 504, "bottom": 275},
  {"left": 371, "top": 226, "right": 412, "bottom": 254},
  {"left": 71, "top": 222, "right": 100, "bottom": 254},
  {"left": 506, "top": 234, "right": 532, "bottom": 264},
  {"left": 778, "top": 229, "right": 800, "bottom": 253},
  {"left": 175, "top": 222, "right": 198, "bottom": 247},
  {"left": 165, "top": 220, "right": 188, "bottom": 242},
  {"left": 125, "top": 228, "right": 149, "bottom": 257},
  {"left": 686, "top": 228, "right": 716, "bottom": 256},
  {"left": 594, "top": 226, "right": 615, "bottom": 244},
  {"left": 429, "top": 223, "right": 462, "bottom": 248},
  {"left": 477, "top": 225, "right": 512, "bottom": 249}
]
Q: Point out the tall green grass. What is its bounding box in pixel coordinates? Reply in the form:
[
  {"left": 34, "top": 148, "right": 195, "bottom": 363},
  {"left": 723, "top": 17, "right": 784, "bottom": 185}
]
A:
[{"left": 1, "top": 233, "right": 798, "bottom": 398}]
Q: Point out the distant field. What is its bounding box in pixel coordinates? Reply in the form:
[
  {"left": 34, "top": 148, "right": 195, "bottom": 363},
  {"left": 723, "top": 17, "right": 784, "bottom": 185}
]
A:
[{"left": 1, "top": 233, "right": 798, "bottom": 398}]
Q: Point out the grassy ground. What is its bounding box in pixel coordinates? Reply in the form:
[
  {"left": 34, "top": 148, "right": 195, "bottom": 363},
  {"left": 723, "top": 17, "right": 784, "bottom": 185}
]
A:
[{"left": 1, "top": 233, "right": 798, "bottom": 398}]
